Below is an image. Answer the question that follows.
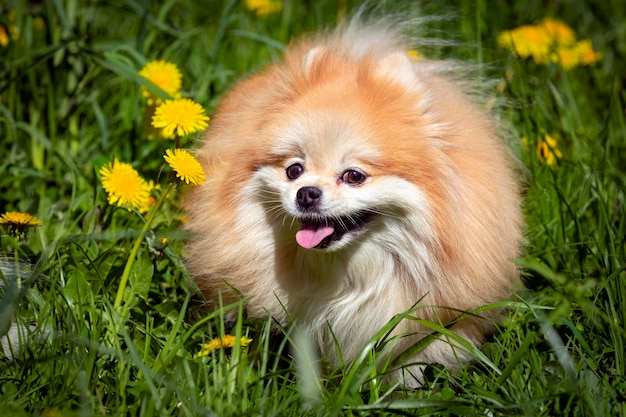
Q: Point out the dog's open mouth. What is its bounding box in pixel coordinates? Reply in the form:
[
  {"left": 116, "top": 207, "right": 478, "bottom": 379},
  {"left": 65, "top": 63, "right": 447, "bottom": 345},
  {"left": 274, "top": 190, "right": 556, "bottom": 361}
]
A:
[{"left": 295, "top": 211, "right": 374, "bottom": 249}]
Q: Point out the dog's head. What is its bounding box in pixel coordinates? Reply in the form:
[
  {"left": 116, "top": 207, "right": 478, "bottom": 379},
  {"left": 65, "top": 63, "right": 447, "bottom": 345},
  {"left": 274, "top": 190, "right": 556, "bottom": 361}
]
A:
[
  {"left": 250, "top": 100, "right": 440, "bottom": 252},
  {"left": 235, "top": 49, "right": 456, "bottom": 253}
]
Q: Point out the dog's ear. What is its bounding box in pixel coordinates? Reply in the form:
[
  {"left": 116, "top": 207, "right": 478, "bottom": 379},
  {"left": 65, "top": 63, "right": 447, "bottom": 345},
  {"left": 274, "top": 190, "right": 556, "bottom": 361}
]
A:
[{"left": 373, "top": 51, "right": 423, "bottom": 92}]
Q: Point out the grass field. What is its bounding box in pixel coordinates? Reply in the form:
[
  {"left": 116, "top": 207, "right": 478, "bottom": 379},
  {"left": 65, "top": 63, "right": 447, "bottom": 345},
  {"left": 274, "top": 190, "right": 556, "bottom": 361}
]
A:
[{"left": 1, "top": 0, "right": 625, "bottom": 415}]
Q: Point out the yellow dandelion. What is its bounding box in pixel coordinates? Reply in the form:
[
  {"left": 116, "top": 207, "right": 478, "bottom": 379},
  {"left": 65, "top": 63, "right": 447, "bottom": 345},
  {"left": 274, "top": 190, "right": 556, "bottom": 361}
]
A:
[
  {"left": 574, "top": 39, "right": 602, "bottom": 66},
  {"left": 521, "top": 136, "right": 529, "bottom": 148},
  {"left": 536, "top": 133, "right": 563, "bottom": 166},
  {"left": 152, "top": 99, "right": 210, "bottom": 138},
  {"left": 0, "top": 26, "right": 9, "bottom": 47},
  {"left": 0, "top": 211, "right": 42, "bottom": 227},
  {"left": 173, "top": 215, "right": 188, "bottom": 224},
  {"left": 500, "top": 18, "right": 601, "bottom": 70},
  {"left": 164, "top": 148, "right": 206, "bottom": 185},
  {"left": 0, "top": 211, "right": 42, "bottom": 239},
  {"left": 158, "top": 127, "right": 176, "bottom": 140},
  {"left": 498, "top": 25, "right": 553, "bottom": 63},
  {"left": 195, "top": 335, "right": 253, "bottom": 357},
  {"left": 406, "top": 49, "right": 421, "bottom": 61},
  {"left": 99, "top": 159, "right": 151, "bottom": 211},
  {"left": 539, "top": 18, "right": 576, "bottom": 46},
  {"left": 139, "top": 60, "right": 182, "bottom": 101},
  {"left": 553, "top": 45, "right": 580, "bottom": 70},
  {"left": 137, "top": 180, "right": 160, "bottom": 213},
  {"left": 245, "top": 0, "right": 282, "bottom": 18}
]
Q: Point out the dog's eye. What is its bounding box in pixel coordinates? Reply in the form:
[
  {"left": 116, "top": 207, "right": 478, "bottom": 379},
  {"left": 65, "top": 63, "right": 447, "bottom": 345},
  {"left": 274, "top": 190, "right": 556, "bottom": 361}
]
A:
[
  {"left": 341, "top": 169, "right": 366, "bottom": 185},
  {"left": 286, "top": 163, "right": 304, "bottom": 180}
]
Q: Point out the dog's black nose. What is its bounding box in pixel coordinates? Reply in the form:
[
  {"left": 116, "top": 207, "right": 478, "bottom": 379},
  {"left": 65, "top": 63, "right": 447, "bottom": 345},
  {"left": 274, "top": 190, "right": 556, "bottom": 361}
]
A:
[{"left": 296, "top": 186, "right": 322, "bottom": 211}]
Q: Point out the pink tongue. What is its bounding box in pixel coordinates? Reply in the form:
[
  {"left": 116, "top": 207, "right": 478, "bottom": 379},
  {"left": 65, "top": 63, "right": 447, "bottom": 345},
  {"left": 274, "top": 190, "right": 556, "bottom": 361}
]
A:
[{"left": 296, "top": 222, "right": 335, "bottom": 249}]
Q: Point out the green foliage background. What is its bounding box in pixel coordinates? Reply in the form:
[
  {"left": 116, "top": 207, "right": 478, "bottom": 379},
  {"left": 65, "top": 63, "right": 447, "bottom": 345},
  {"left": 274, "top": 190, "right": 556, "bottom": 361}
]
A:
[{"left": 1, "top": 0, "right": 625, "bottom": 415}]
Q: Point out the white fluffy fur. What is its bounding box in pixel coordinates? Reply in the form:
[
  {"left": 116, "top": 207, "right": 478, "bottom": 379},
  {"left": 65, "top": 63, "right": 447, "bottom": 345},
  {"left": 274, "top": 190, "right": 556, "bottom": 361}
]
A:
[{"left": 184, "top": 19, "right": 523, "bottom": 387}]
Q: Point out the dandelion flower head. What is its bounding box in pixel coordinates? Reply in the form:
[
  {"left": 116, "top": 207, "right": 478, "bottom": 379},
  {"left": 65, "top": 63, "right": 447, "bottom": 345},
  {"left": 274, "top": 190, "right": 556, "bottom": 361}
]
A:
[
  {"left": 164, "top": 148, "right": 206, "bottom": 185},
  {"left": 139, "top": 60, "right": 182, "bottom": 101},
  {"left": 536, "top": 133, "right": 563, "bottom": 166},
  {"left": 406, "top": 49, "right": 421, "bottom": 61},
  {"left": 196, "top": 335, "right": 253, "bottom": 357},
  {"left": 152, "top": 99, "right": 210, "bottom": 138},
  {"left": 0, "top": 211, "right": 42, "bottom": 228},
  {"left": 553, "top": 46, "right": 579, "bottom": 70},
  {"left": 574, "top": 39, "right": 602, "bottom": 65},
  {"left": 245, "top": 0, "right": 282, "bottom": 18},
  {"left": 498, "top": 24, "right": 553, "bottom": 63},
  {"left": 138, "top": 180, "right": 160, "bottom": 213},
  {"left": 499, "top": 18, "right": 601, "bottom": 69},
  {"left": 540, "top": 18, "right": 576, "bottom": 46},
  {"left": 100, "top": 159, "right": 151, "bottom": 211},
  {"left": 0, "top": 211, "right": 42, "bottom": 239},
  {"left": 0, "top": 26, "right": 9, "bottom": 47}
]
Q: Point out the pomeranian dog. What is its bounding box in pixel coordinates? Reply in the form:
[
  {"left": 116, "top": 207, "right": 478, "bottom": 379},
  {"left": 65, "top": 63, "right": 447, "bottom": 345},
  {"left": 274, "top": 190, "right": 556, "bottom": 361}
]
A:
[{"left": 184, "top": 17, "right": 523, "bottom": 386}]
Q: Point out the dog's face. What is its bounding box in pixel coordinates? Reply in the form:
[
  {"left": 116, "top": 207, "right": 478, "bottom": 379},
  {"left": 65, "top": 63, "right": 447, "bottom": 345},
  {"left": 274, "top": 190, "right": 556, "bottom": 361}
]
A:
[{"left": 250, "top": 102, "right": 435, "bottom": 253}]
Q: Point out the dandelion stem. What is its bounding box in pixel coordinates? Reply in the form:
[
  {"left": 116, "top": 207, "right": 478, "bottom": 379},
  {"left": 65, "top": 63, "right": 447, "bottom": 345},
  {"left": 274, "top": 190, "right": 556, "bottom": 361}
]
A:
[
  {"left": 14, "top": 243, "right": 20, "bottom": 290},
  {"left": 113, "top": 183, "right": 174, "bottom": 312}
]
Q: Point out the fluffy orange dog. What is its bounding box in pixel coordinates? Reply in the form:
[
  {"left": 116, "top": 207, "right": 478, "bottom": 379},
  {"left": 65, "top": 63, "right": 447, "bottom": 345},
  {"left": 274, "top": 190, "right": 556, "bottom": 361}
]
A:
[{"left": 184, "top": 19, "right": 523, "bottom": 386}]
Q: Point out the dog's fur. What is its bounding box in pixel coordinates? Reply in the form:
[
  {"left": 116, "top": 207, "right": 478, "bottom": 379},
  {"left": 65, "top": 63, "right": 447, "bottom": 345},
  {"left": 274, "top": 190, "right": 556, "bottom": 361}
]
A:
[{"left": 183, "top": 19, "right": 523, "bottom": 386}]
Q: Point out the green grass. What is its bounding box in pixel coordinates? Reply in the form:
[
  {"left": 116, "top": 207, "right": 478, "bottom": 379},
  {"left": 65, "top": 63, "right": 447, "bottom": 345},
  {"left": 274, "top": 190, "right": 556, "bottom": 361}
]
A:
[{"left": 1, "top": 0, "right": 625, "bottom": 415}]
